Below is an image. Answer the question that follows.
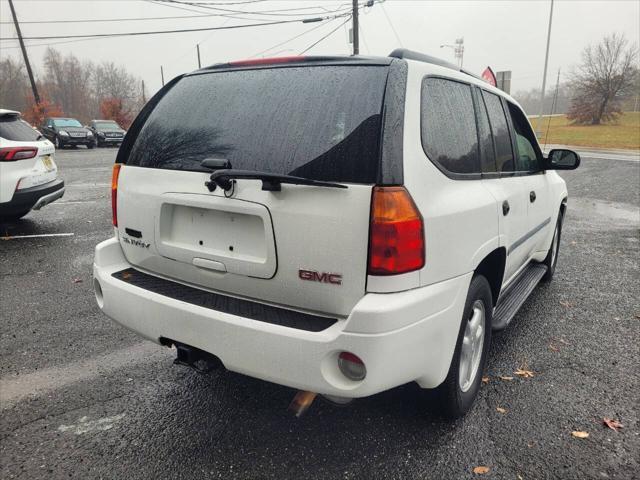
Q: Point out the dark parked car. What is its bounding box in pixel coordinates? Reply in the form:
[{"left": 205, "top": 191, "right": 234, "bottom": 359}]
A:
[
  {"left": 41, "top": 117, "right": 94, "bottom": 149},
  {"left": 88, "top": 119, "right": 126, "bottom": 147}
]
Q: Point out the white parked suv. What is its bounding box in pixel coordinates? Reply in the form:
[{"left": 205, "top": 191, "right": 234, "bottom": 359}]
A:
[
  {"left": 93, "top": 50, "right": 579, "bottom": 417},
  {"left": 0, "top": 109, "right": 65, "bottom": 221}
]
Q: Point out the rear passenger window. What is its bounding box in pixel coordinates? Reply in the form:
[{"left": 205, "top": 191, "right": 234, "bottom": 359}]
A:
[
  {"left": 506, "top": 102, "right": 542, "bottom": 172},
  {"left": 482, "top": 91, "right": 514, "bottom": 173},
  {"left": 421, "top": 78, "right": 480, "bottom": 175},
  {"left": 0, "top": 116, "right": 40, "bottom": 142},
  {"left": 474, "top": 90, "right": 497, "bottom": 173}
]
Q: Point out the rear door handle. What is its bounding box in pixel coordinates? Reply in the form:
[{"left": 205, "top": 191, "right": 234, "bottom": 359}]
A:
[
  {"left": 530, "top": 191, "right": 537, "bottom": 203},
  {"left": 502, "top": 200, "right": 510, "bottom": 216}
]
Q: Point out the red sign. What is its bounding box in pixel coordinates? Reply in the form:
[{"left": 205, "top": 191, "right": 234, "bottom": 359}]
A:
[{"left": 482, "top": 67, "right": 497, "bottom": 87}]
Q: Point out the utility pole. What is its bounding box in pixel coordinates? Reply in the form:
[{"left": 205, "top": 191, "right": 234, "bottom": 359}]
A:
[
  {"left": 160, "top": 66, "right": 165, "bottom": 87},
  {"left": 8, "top": 0, "right": 40, "bottom": 105},
  {"left": 352, "top": 0, "right": 359, "bottom": 55},
  {"left": 440, "top": 38, "right": 464, "bottom": 69},
  {"left": 536, "top": 0, "right": 554, "bottom": 135},
  {"left": 456, "top": 37, "right": 464, "bottom": 68},
  {"left": 197, "top": 44, "right": 202, "bottom": 69},
  {"left": 542, "top": 68, "right": 561, "bottom": 149}
]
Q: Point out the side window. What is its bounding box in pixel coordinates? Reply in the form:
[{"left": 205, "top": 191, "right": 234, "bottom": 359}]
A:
[
  {"left": 482, "top": 91, "right": 514, "bottom": 173},
  {"left": 474, "top": 89, "right": 497, "bottom": 173},
  {"left": 421, "top": 77, "right": 480, "bottom": 175},
  {"left": 506, "top": 102, "right": 542, "bottom": 172}
]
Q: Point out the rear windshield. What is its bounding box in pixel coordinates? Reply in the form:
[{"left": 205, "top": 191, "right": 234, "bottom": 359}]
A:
[
  {"left": 0, "top": 116, "right": 41, "bottom": 142},
  {"left": 127, "top": 65, "right": 389, "bottom": 183}
]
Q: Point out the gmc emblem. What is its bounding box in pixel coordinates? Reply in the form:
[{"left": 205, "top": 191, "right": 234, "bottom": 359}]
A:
[{"left": 298, "top": 269, "right": 343, "bottom": 285}]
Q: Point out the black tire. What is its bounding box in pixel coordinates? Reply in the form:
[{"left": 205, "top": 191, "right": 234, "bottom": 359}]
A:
[
  {"left": 434, "top": 275, "right": 493, "bottom": 419},
  {"left": 542, "top": 211, "right": 563, "bottom": 282}
]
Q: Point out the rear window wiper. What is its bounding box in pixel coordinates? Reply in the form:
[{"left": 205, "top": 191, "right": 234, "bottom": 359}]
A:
[{"left": 205, "top": 169, "right": 348, "bottom": 192}]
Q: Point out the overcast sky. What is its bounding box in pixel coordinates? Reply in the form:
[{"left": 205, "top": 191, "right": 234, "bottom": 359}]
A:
[{"left": 1, "top": 0, "right": 639, "bottom": 97}]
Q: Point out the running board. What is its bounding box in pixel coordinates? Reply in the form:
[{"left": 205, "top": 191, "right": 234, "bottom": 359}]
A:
[{"left": 492, "top": 264, "right": 547, "bottom": 331}]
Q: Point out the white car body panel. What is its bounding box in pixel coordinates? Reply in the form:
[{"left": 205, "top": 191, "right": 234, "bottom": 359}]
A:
[
  {"left": 94, "top": 237, "right": 470, "bottom": 394},
  {"left": 116, "top": 166, "right": 372, "bottom": 317}
]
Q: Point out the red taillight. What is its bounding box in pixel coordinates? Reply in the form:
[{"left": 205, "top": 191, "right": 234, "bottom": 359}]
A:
[
  {"left": 228, "top": 56, "right": 305, "bottom": 67},
  {"left": 111, "top": 164, "right": 122, "bottom": 227},
  {"left": 0, "top": 147, "right": 38, "bottom": 161},
  {"left": 368, "top": 186, "right": 425, "bottom": 276}
]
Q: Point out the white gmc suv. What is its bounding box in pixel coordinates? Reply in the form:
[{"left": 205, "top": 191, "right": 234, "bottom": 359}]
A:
[{"left": 93, "top": 50, "right": 579, "bottom": 418}]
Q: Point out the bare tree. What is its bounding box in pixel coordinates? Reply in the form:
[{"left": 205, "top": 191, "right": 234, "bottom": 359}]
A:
[
  {"left": 93, "top": 61, "right": 140, "bottom": 119},
  {"left": 42, "top": 48, "right": 94, "bottom": 121},
  {"left": 0, "top": 56, "right": 29, "bottom": 111},
  {"left": 567, "top": 33, "right": 638, "bottom": 125},
  {"left": 2, "top": 48, "right": 144, "bottom": 123},
  {"left": 514, "top": 83, "right": 572, "bottom": 115}
]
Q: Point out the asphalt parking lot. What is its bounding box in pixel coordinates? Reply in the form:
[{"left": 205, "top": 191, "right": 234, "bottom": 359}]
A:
[{"left": 1, "top": 147, "right": 638, "bottom": 479}]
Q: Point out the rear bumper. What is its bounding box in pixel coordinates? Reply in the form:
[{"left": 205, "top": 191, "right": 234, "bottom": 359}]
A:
[
  {"left": 0, "top": 179, "right": 65, "bottom": 215},
  {"left": 93, "top": 238, "right": 470, "bottom": 397},
  {"left": 60, "top": 137, "right": 92, "bottom": 145},
  {"left": 97, "top": 137, "right": 123, "bottom": 144}
]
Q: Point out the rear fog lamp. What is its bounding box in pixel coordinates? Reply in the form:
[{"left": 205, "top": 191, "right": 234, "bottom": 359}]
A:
[{"left": 338, "top": 352, "right": 366, "bottom": 381}]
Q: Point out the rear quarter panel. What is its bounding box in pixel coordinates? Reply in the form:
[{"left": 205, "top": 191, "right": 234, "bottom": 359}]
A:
[{"left": 401, "top": 61, "right": 501, "bottom": 288}]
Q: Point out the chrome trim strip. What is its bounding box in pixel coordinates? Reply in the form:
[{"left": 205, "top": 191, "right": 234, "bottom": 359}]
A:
[{"left": 507, "top": 217, "right": 551, "bottom": 256}]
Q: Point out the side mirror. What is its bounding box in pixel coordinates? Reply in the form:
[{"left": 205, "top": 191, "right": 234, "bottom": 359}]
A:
[{"left": 546, "top": 149, "right": 580, "bottom": 170}]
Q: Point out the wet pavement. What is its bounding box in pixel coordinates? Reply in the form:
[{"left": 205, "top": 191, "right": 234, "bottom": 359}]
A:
[{"left": 1, "top": 147, "right": 638, "bottom": 479}]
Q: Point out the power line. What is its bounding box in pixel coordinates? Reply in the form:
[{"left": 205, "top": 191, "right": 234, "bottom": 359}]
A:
[
  {"left": 154, "top": 0, "right": 352, "bottom": 17},
  {"left": 249, "top": 18, "right": 334, "bottom": 58},
  {"left": 299, "top": 16, "right": 351, "bottom": 55},
  {"left": 380, "top": 2, "right": 403, "bottom": 47},
  {"left": 0, "top": 35, "right": 122, "bottom": 50},
  {"left": 0, "top": 16, "right": 350, "bottom": 41},
  {"left": 0, "top": 12, "right": 250, "bottom": 25},
  {"left": 146, "top": 0, "right": 352, "bottom": 24}
]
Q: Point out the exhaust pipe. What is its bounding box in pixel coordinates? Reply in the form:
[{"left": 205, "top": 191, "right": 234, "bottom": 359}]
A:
[{"left": 288, "top": 391, "right": 318, "bottom": 417}]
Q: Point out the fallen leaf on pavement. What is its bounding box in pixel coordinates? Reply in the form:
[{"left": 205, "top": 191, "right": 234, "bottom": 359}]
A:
[
  {"left": 499, "top": 375, "right": 514, "bottom": 381},
  {"left": 560, "top": 300, "right": 574, "bottom": 308},
  {"left": 571, "top": 431, "right": 589, "bottom": 439},
  {"left": 514, "top": 368, "right": 535, "bottom": 378},
  {"left": 73, "top": 278, "right": 83, "bottom": 284},
  {"left": 603, "top": 418, "right": 623, "bottom": 431},
  {"left": 549, "top": 344, "right": 559, "bottom": 351},
  {"left": 496, "top": 407, "right": 507, "bottom": 414},
  {"left": 481, "top": 376, "right": 490, "bottom": 384},
  {"left": 473, "top": 466, "right": 490, "bottom": 474}
]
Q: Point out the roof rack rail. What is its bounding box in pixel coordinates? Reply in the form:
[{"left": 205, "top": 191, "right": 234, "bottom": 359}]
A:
[{"left": 389, "top": 48, "right": 483, "bottom": 81}]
